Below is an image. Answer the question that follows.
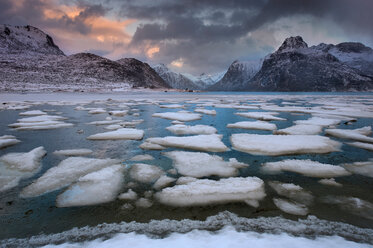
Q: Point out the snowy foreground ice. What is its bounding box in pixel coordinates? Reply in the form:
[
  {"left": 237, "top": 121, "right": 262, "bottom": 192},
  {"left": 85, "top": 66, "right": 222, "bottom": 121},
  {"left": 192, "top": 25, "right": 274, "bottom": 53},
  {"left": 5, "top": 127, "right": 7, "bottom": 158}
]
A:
[{"left": 1, "top": 92, "right": 373, "bottom": 247}]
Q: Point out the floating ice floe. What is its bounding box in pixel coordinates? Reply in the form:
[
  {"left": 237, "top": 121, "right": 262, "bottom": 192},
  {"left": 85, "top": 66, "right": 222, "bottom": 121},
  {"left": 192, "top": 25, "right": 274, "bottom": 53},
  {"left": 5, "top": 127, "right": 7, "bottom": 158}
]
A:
[
  {"left": 108, "top": 110, "right": 128, "bottom": 116},
  {"left": 236, "top": 112, "right": 286, "bottom": 121},
  {"left": 88, "top": 108, "right": 106, "bottom": 114},
  {"left": 129, "top": 163, "right": 164, "bottom": 183},
  {"left": 227, "top": 121, "right": 277, "bottom": 131},
  {"left": 0, "top": 147, "right": 46, "bottom": 192},
  {"left": 87, "top": 120, "right": 122, "bottom": 125},
  {"left": 152, "top": 111, "right": 202, "bottom": 122},
  {"left": 347, "top": 142, "right": 373, "bottom": 152},
  {"left": 9, "top": 115, "right": 73, "bottom": 130},
  {"left": 53, "top": 149, "right": 93, "bottom": 156},
  {"left": 159, "top": 104, "right": 184, "bottom": 109},
  {"left": 56, "top": 164, "right": 124, "bottom": 207},
  {"left": 87, "top": 128, "right": 144, "bottom": 140},
  {"left": 325, "top": 126, "right": 373, "bottom": 143},
  {"left": 321, "top": 196, "right": 373, "bottom": 220},
  {"left": 145, "top": 134, "right": 229, "bottom": 152},
  {"left": 262, "top": 159, "right": 351, "bottom": 178},
  {"left": 294, "top": 117, "right": 341, "bottom": 127},
  {"left": 268, "top": 181, "right": 313, "bottom": 205},
  {"left": 130, "top": 154, "right": 155, "bottom": 161},
  {"left": 231, "top": 134, "right": 341, "bottom": 156},
  {"left": 135, "top": 198, "right": 153, "bottom": 208},
  {"left": 0, "top": 135, "right": 20, "bottom": 149},
  {"left": 273, "top": 198, "right": 309, "bottom": 216},
  {"left": 318, "top": 178, "right": 342, "bottom": 187},
  {"left": 166, "top": 124, "right": 217, "bottom": 135},
  {"left": 153, "top": 175, "right": 176, "bottom": 190},
  {"left": 19, "top": 110, "right": 47, "bottom": 116},
  {"left": 274, "top": 124, "right": 322, "bottom": 135},
  {"left": 21, "top": 157, "right": 119, "bottom": 197},
  {"left": 194, "top": 108, "right": 216, "bottom": 115},
  {"left": 139, "top": 142, "right": 166, "bottom": 150},
  {"left": 164, "top": 151, "right": 247, "bottom": 178},
  {"left": 176, "top": 176, "right": 198, "bottom": 185},
  {"left": 104, "top": 124, "right": 122, "bottom": 130},
  {"left": 118, "top": 189, "right": 138, "bottom": 201},
  {"left": 343, "top": 160, "right": 373, "bottom": 178},
  {"left": 155, "top": 177, "right": 265, "bottom": 207}
]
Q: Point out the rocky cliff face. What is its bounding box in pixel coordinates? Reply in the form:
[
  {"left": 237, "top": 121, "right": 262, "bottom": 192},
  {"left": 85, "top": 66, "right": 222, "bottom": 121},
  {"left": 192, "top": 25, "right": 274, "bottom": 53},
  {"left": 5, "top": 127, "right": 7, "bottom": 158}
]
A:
[
  {"left": 0, "top": 25, "right": 169, "bottom": 92},
  {"left": 246, "top": 36, "right": 373, "bottom": 91}
]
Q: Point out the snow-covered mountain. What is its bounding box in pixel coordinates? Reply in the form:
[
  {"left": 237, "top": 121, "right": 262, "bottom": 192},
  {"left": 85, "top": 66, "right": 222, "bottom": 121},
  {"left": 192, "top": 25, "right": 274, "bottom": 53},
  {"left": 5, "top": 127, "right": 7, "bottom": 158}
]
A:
[
  {"left": 208, "top": 60, "right": 261, "bottom": 91},
  {"left": 0, "top": 24, "right": 169, "bottom": 92},
  {"left": 246, "top": 36, "right": 373, "bottom": 91},
  {"left": 153, "top": 64, "right": 200, "bottom": 90},
  {"left": 183, "top": 71, "right": 226, "bottom": 89}
]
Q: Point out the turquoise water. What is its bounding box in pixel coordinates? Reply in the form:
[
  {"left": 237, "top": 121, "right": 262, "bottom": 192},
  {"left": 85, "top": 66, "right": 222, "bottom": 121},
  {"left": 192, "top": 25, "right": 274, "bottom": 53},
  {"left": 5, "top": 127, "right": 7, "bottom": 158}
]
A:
[{"left": 0, "top": 93, "right": 372, "bottom": 245}]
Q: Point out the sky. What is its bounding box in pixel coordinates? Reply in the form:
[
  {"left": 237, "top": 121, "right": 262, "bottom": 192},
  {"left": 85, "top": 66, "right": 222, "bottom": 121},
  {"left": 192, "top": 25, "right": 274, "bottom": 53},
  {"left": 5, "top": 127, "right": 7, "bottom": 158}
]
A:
[{"left": 1, "top": 0, "right": 373, "bottom": 75}]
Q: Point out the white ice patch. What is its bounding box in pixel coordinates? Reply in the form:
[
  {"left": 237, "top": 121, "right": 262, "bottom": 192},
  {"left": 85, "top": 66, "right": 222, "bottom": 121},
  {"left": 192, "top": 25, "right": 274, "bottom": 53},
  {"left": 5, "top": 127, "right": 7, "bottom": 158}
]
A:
[
  {"left": 145, "top": 134, "right": 229, "bottom": 152},
  {"left": 130, "top": 155, "right": 155, "bottom": 161},
  {"left": 21, "top": 157, "right": 119, "bottom": 197},
  {"left": 0, "top": 147, "right": 46, "bottom": 192},
  {"left": 194, "top": 108, "right": 216, "bottom": 115},
  {"left": 164, "top": 151, "right": 247, "bottom": 178},
  {"left": 108, "top": 110, "right": 128, "bottom": 116},
  {"left": 325, "top": 126, "right": 373, "bottom": 143},
  {"left": 118, "top": 189, "right": 138, "bottom": 201},
  {"left": 294, "top": 117, "right": 341, "bottom": 127},
  {"left": 104, "top": 124, "right": 122, "bottom": 130},
  {"left": 273, "top": 198, "right": 309, "bottom": 216},
  {"left": 135, "top": 198, "right": 153, "bottom": 208},
  {"left": 17, "top": 115, "right": 66, "bottom": 123},
  {"left": 236, "top": 112, "right": 286, "bottom": 121},
  {"left": 268, "top": 181, "right": 313, "bottom": 205},
  {"left": 0, "top": 135, "right": 20, "bottom": 149},
  {"left": 153, "top": 175, "right": 176, "bottom": 190},
  {"left": 343, "top": 160, "right": 373, "bottom": 178},
  {"left": 318, "top": 178, "right": 342, "bottom": 187},
  {"left": 19, "top": 110, "right": 47, "bottom": 116},
  {"left": 88, "top": 108, "right": 106, "bottom": 114},
  {"left": 155, "top": 177, "right": 265, "bottom": 207},
  {"left": 175, "top": 176, "right": 198, "bottom": 185},
  {"left": 348, "top": 142, "right": 373, "bottom": 152},
  {"left": 152, "top": 112, "right": 202, "bottom": 122},
  {"left": 262, "top": 159, "right": 351, "bottom": 178},
  {"left": 56, "top": 164, "right": 124, "bottom": 207},
  {"left": 166, "top": 124, "right": 217, "bottom": 135},
  {"left": 87, "top": 128, "right": 144, "bottom": 140},
  {"left": 231, "top": 134, "right": 341, "bottom": 156},
  {"left": 159, "top": 104, "right": 184, "bottom": 109},
  {"left": 274, "top": 124, "right": 322, "bottom": 135},
  {"left": 10, "top": 115, "right": 73, "bottom": 130},
  {"left": 53, "top": 149, "right": 93, "bottom": 156},
  {"left": 87, "top": 120, "right": 122, "bottom": 125},
  {"left": 129, "top": 164, "right": 164, "bottom": 183},
  {"left": 227, "top": 121, "right": 277, "bottom": 131}
]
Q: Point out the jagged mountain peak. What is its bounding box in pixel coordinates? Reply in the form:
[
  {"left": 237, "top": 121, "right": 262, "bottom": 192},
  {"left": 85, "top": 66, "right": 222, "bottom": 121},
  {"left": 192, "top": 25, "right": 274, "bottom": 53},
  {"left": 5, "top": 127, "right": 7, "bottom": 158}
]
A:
[
  {"left": 277, "top": 36, "right": 308, "bottom": 53},
  {"left": 0, "top": 24, "right": 64, "bottom": 55},
  {"left": 335, "top": 42, "right": 373, "bottom": 53}
]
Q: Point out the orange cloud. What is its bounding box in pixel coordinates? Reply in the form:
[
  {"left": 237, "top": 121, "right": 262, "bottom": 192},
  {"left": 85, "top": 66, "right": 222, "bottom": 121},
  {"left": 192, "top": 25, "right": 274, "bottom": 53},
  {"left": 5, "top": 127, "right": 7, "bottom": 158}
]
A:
[
  {"left": 146, "top": 46, "right": 160, "bottom": 58},
  {"left": 170, "top": 58, "right": 184, "bottom": 68}
]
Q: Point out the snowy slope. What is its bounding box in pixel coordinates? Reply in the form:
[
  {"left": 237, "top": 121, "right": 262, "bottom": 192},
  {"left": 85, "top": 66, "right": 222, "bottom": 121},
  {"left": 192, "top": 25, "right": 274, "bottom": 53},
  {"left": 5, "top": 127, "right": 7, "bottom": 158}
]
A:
[{"left": 153, "top": 64, "right": 201, "bottom": 90}]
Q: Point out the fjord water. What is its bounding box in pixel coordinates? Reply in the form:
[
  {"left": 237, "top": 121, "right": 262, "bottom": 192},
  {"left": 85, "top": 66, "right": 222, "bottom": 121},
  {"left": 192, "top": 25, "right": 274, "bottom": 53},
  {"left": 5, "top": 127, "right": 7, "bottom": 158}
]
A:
[{"left": 0, "top": 92, "right": 373, "bottom": 247}]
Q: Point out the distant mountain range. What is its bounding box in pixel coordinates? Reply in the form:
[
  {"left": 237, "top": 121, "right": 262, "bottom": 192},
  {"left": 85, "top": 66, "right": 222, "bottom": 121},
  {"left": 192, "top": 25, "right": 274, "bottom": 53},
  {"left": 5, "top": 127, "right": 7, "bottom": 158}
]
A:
[{"left": 1, "top": 24, "right": 373, "bottom": 92}]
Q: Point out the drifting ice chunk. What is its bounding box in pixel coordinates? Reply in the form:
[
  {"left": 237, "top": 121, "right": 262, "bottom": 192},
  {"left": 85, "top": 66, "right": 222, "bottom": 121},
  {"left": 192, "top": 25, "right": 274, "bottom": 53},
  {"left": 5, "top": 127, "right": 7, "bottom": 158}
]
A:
[
  {"left": 262, "top": 159, "right": 351, "bottom": 178},
  {"left": 348, "top": 142, "right": 373, "bottom": 152},
  {"left": 56, "top": 164, "right": 124, "bottom": 207},
  {"left": 135, "top": 198, "right": 153, "bottom": 208},
  {"left": 155, "top": 177, "right": 265, "bottom": 207},
  {"left": 318, "top": 178, "right": 342, "bottom": 187},
  {"left": 166, "top": 124, "right": 217, "bottom": 135},
  {"left": 146, "top": 134, "right": 229, "bottom": 152},
  {"left": 10, "top": 115, "right": 73, "bottom": 130},
  {"left": 21, "top": 157, "right": 119, "bottom": 197},
  {"left": 152, "top": 112, "right": 202, "bottom": 122},
  {"left": 325, "top": 126, "right": 373, "bottom": 143},
  {"left": 164, "top": 151, "right": 247, "bottom": 178},
  {"left": 104, "top": 124, "right": 122, "bottom": 130},
  {"left": 231, "top": 134, "right": 341, "bottom": 156},
  {"left": 53, "top": 149, "right": 93, "bottom": 156},
  {"left": 17, "top": 115, "right": 66, "bottom": 123},
  {"left": 343, "top": 160, "right": 373, "bottom": 178},
  {"left": 321, "top": 196, "right": 373, "bottom": 220},
  {"left": 87, "top": 120, "right": 122, "bottom": 125},
  {"left": 130, "top": 154, "right": 155, "bottom": 161},
  {"left": 194, "top": 108, "right": 216, "bottom": 115},
  {"left": 159, "top": 104, "right": 184, "bottom": 109},
  {"left": 12, "top": 122, "right": 73, "bottom": 130},
  {"left": 273, "top": 198, "right": 308, "bottom": 216},
  {"left": 0, "top": 135, "right": 20, "bottom": 149},
  {"left": 88, "top": 108, "right": 106, "bottom": 114},
  {"left": 236, "top": 112, "right": 285, "bottom": 121},
  {"left": 129, "top": 163, "right": 164, "bottom": 183},
  {"left": 274, "top": 124, "right": 322, "bottom": 135},
  {"left": 176, "top": 177, "right": 198, "bottom": 185},
  {"left": 19, "top": 110, "right": 47, "bottom": 116},
  {"left": 268, "top": 181, "right": 313, "bottom": 205},
  {"left": 87, "top": 128, "right": 144, "bottom": 140},
  {"left": 118, "top": 189, "right": 138, "bottom": 201},
  {"left": 153, "top": 175, "right": 176, "bottom": 190},
  {"left": 139, "top": 142, "right": 165, "bottom": 150},
  {"left": 108, "top": 110, "right": 128, "bottom": 116},
  {"left": 295, "top": 117, "right": 340, "bottom": 127},
  {"left": 227, "top": 121, "right": 277, "bottom": 131}
]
